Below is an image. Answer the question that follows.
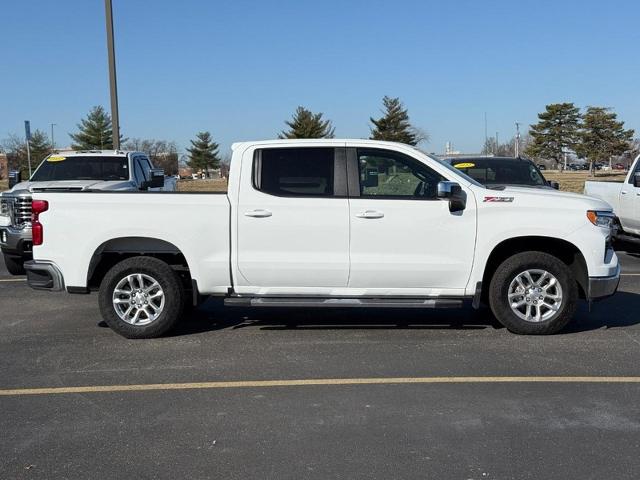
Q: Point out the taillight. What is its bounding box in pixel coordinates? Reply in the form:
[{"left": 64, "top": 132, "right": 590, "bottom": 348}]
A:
[{"left": 31, "top": 200, "right": 49, "bottom": 246}]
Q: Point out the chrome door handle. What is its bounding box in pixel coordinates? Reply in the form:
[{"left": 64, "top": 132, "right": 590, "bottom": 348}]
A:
[
  {"left": 356, "top": 210, "right": 384, "bottom": 219},
  {"left": 244, "top": 209, "right": 272, "bottom": 218}
]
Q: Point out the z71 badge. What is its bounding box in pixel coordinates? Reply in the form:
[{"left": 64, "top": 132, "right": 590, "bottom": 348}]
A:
[{"left": 483, "top": 196, "right": 514, "bottom": 203}]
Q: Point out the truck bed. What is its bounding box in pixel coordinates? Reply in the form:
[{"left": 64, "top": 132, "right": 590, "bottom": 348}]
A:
[{"left": 33, "top": 191, "right": 232, "bottom": 294}]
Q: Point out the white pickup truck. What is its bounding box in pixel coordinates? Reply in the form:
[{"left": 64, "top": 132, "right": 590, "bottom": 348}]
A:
[
  {"left": 24, "top": 140, "right": 620, "bottom": 338},
  {"left": 0, "top": 150, "right": 176, "bottom": 274},
  {"left": 585, "top": 154, "right": 640, "bottom": 239}
]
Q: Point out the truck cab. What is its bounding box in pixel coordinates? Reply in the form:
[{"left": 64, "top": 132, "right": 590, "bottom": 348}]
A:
[
  {"left": 0, "top": 150, "right": 174, "bottom": 274},
  {"left": 584, "top": 154, "right": 640, "bottom": 238}
]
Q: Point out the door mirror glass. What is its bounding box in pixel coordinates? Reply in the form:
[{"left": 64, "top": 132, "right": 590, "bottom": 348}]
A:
[
  {"left": 437, "top": 181, "right": 466, "bottom": 212},
  {"left": 141, "top": 168, "right": 165, "bottom": 190},
  {"left": 363, "top": 168, "right": 379, "bottom": 187}
]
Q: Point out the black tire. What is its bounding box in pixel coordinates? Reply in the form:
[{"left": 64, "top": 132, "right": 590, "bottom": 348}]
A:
[
  {"left": 3, "top": 254, "right": 25, "bottom": 276},
  {"left": 98, "top": 256, "right": 185, "bottom": 339},
  {"left": 488, "top": 251, "right": 578, "bottom": 335}
]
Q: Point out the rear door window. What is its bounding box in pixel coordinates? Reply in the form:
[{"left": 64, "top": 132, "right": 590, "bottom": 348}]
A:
[{"left": 254, "top": 148, "right": 336, "bottom": 197}]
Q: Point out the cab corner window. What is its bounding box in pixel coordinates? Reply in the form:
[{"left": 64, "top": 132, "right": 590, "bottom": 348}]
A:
[
  {"left": 254, "top": 147, "right": 335, "bottom": 197},
  {"left": 357, "top": 148, "right": 444, "bottom": 199}
]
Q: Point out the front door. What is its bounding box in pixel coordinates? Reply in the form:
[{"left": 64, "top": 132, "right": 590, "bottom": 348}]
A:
[
  {"left": 348, "top": 147, "right": 477, "bottom": 294},
  {"left": 619, "top": 163, "right": 640, "bottom": 234},
  {"left": 236, "top": 146, "right": 350, "bottom": 290}
]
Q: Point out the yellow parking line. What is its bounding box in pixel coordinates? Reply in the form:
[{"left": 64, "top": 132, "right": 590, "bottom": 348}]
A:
[
  {"left": 2, "top": 376, "right": 640, "bottom": 396},
  {"left": 0, "top": 278, "right": 26, "bottom": 282}
]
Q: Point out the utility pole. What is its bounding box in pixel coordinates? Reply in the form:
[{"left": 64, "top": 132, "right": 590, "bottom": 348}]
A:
[
  {"left": 495, "top": 132, "right": 499, "bottom": 155},
  {"left": 484, "top": 112, "right": 488, "bottom": 147},
  {"left": 515, "top": 122, "right": 521, "bottom": 157},
  {"left": 50, "top": 123, "right": 56, "bottom": 150},
  {"left": 104, "top": 0, "right": 120, "bottom": 150},
  {"left": 24, "top": 120, "right": 32, "bottom": 177}
]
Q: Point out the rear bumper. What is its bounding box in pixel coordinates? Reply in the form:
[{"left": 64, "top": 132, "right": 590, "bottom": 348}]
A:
[
  {"left": 24, "top": 260, "right": 65, "bottom": 291},
  {"left": 588, "top": 265, "right": 621, "bottom": 301}
]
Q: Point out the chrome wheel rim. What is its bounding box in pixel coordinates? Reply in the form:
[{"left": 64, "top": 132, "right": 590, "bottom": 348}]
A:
[
  {"left": 112, "top": 273, "right": 165, "bottom": 326},
  {"left": 507, "top": 269, "right": 563, "bottom": 323}
]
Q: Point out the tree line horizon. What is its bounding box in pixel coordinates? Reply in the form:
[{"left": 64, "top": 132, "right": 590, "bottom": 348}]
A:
[{"left": 2, "top": 97, "right": 637, "bottom": 176}]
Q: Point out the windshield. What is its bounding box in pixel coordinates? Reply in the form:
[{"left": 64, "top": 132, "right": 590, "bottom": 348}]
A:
[
  {"left": 447, "top": 158, "right": 547, "bottom": 187},
  {"left": 436, "top": 159, "right": 484, "bottom": 187},
  {"left": 31, "top": 156, "right": 129, "bottom": 182}
]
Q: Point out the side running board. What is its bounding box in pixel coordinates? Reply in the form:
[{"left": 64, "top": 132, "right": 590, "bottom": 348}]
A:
[{"left": 224, "top": 297, "right": 464, "bottom": 309}]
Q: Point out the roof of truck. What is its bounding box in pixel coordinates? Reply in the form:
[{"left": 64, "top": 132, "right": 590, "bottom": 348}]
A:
[
  {"left": 47, "top": 150, "right": 142, "bottom": 157},
  {"left": 230, "top": 138, "right": 428, "bottom": 152}
]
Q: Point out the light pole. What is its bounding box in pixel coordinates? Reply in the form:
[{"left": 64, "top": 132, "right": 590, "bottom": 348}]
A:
[
  {"left": 515, "top": 122, "right": 521, "bottom": 157},
  {"left": 104, "top": 0, "right": 120, "bottom": 150},
  {"left": 50, "top": 123, "right": 56, "bottom": 150}
]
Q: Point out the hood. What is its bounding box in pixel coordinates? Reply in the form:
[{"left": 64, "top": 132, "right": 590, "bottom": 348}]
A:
[
  {"left": 7, "top": 179, "right": 134, "bottom": 193},
  {"left": 485, "top": 185, "right": 613, "bottom": 210}
]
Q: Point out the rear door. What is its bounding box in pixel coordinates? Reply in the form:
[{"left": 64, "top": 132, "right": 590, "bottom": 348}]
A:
[
  {"left": 347, "top": 147, "right": 477, "bottom": 293},
  {"left": 236, "top": 145, "right": 350, "bottom": 290}
]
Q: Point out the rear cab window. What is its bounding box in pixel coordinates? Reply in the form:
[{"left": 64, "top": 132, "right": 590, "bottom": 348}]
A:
[{"left": 253, "top": 147, "right": 345, "bottom": 197}]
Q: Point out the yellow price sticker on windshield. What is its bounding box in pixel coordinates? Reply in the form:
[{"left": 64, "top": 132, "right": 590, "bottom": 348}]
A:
[
  {"left": 47, "top": 155, "right": 66, "bottom": 162},
  {"left": 454, "top": 162, "right": 475, "bottom": 169}
]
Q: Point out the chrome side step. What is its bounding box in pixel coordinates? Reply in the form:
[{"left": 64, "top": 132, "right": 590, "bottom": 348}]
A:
[{"left": 224, "top": 297, "right": 464, "bottom": 309}]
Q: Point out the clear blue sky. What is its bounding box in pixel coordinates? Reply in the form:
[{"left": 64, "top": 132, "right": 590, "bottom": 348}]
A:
[{"left": 2, "top": 0, "right": 639, "bottom": 155}]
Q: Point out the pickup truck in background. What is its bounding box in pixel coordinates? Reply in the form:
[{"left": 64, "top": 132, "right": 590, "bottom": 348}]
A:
[
  {"left": 0, "top": 150, "right": 176, "bottom": 275},
  {"left": 585, "top": 154, "right": 640, "bottom": 240},
  {"left": 25, "top": 139, "right": 619, "bottom": 338}
]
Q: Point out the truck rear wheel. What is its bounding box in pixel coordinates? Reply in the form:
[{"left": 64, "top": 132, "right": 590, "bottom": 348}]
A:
[
  {"left": 3, "top": 254, "right": 25, "bottom": 275},
  {"left": 98, "top": 256, "right": 185, "bottom": 339},
  {"left": 489, "top": 251, "right": 578, "bottom": 335}
]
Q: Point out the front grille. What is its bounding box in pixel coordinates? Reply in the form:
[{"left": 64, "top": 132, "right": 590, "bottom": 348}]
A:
[{"left": 12, "top": 197, "right": 32, "bottom": 226}]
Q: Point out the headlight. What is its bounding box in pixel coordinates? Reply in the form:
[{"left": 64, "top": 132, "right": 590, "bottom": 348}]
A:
[{"left": 586, "top": 210, "right": 616, "bottom": 228}]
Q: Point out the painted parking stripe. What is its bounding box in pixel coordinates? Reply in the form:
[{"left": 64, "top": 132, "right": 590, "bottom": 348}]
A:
[
  {"left": 0, "top": 278, "right": 26, "bottom": 282},
  {"left": 2, "top": 376, "right": 640, "bottom": 396}
]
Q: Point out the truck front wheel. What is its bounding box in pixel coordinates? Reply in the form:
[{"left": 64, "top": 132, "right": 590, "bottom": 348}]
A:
[
  {"left": 98, "top": 256, "right": 185, "bottom": 339},
  {"left": 489, "top": 251, "right": 578, "bottom": 335}
]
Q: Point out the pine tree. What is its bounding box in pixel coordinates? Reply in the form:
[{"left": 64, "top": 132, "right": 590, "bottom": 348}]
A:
[
  {"left": 576, "top": 106, "right": 634, "bottom": 172},
  {"left": 524, "top": 103, "right": 581, "bottom": 166},
  {"left": 279, "top": 106, "right": 335, "bottom": 139},
  {"left": 186, "top": 132, "right": 220, "bottom": 176},
  {"left": 70, "top": 106, "right": 124, "bottom": 150},
  {"left": 369, "top": 96, "right": 419, "bottom": 146},
  {"left": 29, "top": 130, "right": 53, "bottom": 165}
]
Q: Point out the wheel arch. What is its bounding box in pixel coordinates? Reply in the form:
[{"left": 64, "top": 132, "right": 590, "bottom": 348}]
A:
[
  {"left": 86, "top": 236, "right": 192, "bottom": 291},
  {"left": 480, "top": 236, "right": 589, "bottom": 303}
]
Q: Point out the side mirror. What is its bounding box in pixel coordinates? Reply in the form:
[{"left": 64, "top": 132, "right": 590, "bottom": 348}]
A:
[
  {"left": 363, "top": 168, "right": 379, "bottom": 188},
  {"left": 437, "top": 181, "right": 466, "bottom": 212},
  {"left": 634, "top": 173, "right": 640, "bottom": 188},
  {"left": 549, "top": 181, "right": 560, "bottom": 190},
  {"left": 8, "top": 170, "right": 22, "bottom": 189},
  {"left": 140, "top": 169, "right": 165, "bottom": 190}
]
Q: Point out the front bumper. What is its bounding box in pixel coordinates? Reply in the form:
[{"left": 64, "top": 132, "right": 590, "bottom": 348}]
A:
[
  {"left": 0, "top": 225, "right": 33, "bottom": 258},
  {"left": 24, "top": 260, "right": 65, "bottom": 291},
  {"left": 588, "top": 265, "right": 621, "bottom": 301}
]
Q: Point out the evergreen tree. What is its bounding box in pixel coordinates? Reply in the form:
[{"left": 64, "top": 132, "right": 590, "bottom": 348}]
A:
[
  {"left": 186, "top": 131, "right": 220, "bottom": 176},
  {"left": 369, "top": 96, "right": 419, "bottom": 146},
  {"left": 1, "top": 130, "right": 52, "bottom": 176},
  {"left": 279, "top": 106, "right": 335, "bottom": 139},
  {"left": 70, "top": 106, "right": 124, "bottom": 150},
  {"left": 524, "top": 103, "right": 581, "bottom": 166},
  {"left": 576, "top": 107, "right": 634, "bottom": 172},
  {"left": 29, "top": 130, "right": 53, "bottom": 165}
]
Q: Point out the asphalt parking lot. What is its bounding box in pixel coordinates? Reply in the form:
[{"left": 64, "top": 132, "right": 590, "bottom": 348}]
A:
[{"left": 2, "top": 250, "right": 640, "bottom": 479}]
